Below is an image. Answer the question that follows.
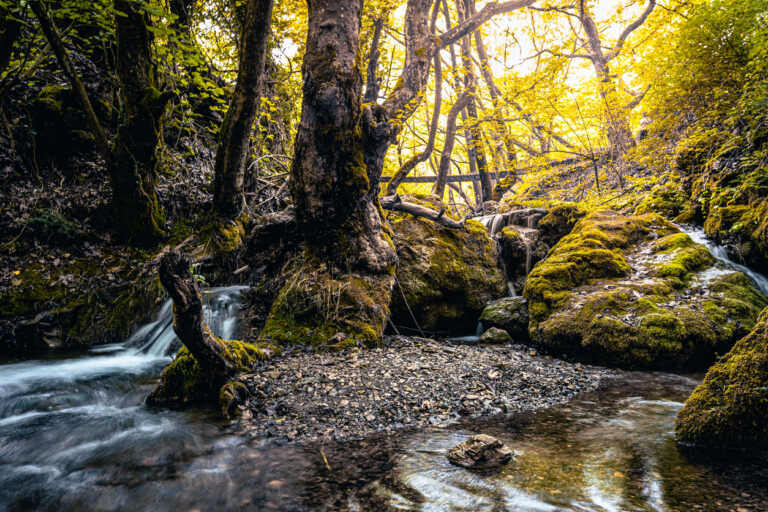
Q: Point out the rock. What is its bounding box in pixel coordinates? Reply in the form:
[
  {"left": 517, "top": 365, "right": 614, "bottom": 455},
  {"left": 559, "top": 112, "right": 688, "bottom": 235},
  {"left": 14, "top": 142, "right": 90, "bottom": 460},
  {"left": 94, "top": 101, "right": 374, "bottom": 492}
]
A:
[
  {"left": 536, "top": 203, "right": 586, "bottom": 247},
  {"left": 524, "top": 210, "right": 768, "bottom": 370},
  {"left": 480, "top": 297, "right": 529, "bottom": 341},
  {"left": 480, "top": 327, "right": 513, "bottom": 344},
  {"left": 390, "top": 196, "right": 506, "bottom": 333},
  {"left": 675, "top": 307, "right": 768, "bottom": 450},
  {"left": 447, "top": 434, "right": 513, "bottom": 469}
]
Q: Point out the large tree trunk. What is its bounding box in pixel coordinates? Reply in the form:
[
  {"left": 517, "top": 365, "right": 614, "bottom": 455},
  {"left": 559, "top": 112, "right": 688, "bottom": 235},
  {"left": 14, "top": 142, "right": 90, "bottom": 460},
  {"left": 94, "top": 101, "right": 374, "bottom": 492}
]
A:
[
  {"left": 111, "top": 0, "right": 172, "bottom": 245},
  {"left": 212, "top": 0, "right": 274, "bottom": 219},
  {"left": 290, "top": 0, "right": 395, "bottom": 272}
]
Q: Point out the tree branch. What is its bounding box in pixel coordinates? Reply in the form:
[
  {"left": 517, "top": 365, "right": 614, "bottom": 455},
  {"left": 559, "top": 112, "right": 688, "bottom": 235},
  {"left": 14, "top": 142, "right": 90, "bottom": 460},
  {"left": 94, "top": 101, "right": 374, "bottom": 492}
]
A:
[
  {"left": 439, "top": 0, "right": 538, "bottom": 48},
  {"left": 381, "top": 194, "right": 466, "bottom": 229},
  {"left": 606, "top": 0, "right": 657, "bottom": 61}
]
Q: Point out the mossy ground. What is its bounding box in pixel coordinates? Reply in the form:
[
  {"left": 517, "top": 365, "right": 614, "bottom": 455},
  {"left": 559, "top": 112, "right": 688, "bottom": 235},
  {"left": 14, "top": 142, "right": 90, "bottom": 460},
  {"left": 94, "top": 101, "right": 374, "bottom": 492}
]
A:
[
  {"left": 524, "top": 210, "right": 767, "bottom": 369},
  {"left": 675, "top": 307, "right": 768, "bottom": 449},
  {"left": 259, "top": 252, "right": 394, "bottom": 348}
]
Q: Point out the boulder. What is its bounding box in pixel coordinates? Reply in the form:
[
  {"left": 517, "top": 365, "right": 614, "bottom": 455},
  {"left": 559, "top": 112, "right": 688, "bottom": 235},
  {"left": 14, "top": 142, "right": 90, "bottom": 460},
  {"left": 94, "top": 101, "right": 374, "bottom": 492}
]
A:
[
  {"left": 480, "top": 327, "right": 513, "bottom": 344},
  {"left": 524, "top": 210, "right": 768, "bottom": 370},
  {"left": 536, "top": 203, "right": 586, "bottom": 247},
  {"left": 447, "top": 434, "right": 514, "bottom": 469},
  {"left": 479, "top": 297, "right": 529, "bottom": 341},
  {"left": 675, "top": 307, "right": 768, "bottom": 450},
  {"left": 390, "top": 211, "right": 506, "bottom": 334},
  {"left": 499, "top": 226, "right": 548, "bottom": 292}
]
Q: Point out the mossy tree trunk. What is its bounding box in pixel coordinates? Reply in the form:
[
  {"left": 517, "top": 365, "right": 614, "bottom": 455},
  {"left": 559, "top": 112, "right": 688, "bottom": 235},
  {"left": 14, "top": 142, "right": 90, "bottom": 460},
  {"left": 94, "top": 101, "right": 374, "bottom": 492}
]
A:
[
  {"left": 0, "top": 1, "right": 21, "bottom": 76},
  {"left": 212, "top": 0, "right": 274, "bottom": 219},
  {"left": 111, "top": 0, "right": 172, "bottom": 245},
  {"left": 433, "top": 92, "right": 471, "bottom": 199},
  {"left": 159, "top": 251, "right": 237, "bottom": 376},
  {"left": 262, "top": 0, "right": 536, "bottom": 346}
]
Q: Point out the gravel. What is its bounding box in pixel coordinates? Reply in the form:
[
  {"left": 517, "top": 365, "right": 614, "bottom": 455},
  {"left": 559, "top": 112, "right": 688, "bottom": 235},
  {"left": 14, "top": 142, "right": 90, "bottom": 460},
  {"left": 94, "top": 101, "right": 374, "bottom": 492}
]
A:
[{"left": 235, "top": 336, "right": 615, "bottom": 443}]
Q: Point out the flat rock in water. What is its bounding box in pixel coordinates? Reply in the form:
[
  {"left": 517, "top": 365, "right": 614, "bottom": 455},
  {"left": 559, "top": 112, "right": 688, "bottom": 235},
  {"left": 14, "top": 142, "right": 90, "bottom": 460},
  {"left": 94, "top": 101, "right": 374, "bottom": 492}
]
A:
[{"left": 447, "top": 434, "right": 513, "bottom": 469}]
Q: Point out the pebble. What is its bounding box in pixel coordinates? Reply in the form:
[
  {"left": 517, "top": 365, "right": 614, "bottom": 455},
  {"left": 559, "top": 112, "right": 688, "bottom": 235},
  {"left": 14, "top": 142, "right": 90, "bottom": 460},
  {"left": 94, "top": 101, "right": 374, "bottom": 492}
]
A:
[{"left": 236, "top": 336, "right": 613, "bottom": 443}]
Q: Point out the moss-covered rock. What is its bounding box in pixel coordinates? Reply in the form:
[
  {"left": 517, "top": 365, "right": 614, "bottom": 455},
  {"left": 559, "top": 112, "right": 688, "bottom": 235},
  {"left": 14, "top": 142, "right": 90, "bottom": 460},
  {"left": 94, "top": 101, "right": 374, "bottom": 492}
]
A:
[
  {"left": 147, "top": 337, "right": 274, "bottom": 408},
  {"left": 675, "top": 307, "right": 768, "bottom": 450},
  {"left": 479, "top": 297, "right": 529, "bottom": 341},
  {"left": 390, "top": 215, "right": 506, "bottom": 334},
  {"left": 524, "top": 210, "right": 767, "bottom": 369},
  {"left": 537, "top": 203, "right": 586, "bottom": 247}
]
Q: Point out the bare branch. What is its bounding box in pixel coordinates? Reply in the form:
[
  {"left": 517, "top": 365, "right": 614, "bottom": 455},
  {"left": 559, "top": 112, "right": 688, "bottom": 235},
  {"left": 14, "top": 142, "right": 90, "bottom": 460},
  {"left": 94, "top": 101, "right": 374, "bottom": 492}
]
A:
[
  {"left": 606, "top": 0, "right": 657, "bottom": 61},
  {"left": 381, "top": 194, "right": 467, "bottom": 229},
  {"left": 439, "top": 0, "right": 537, "bottom": 49}
]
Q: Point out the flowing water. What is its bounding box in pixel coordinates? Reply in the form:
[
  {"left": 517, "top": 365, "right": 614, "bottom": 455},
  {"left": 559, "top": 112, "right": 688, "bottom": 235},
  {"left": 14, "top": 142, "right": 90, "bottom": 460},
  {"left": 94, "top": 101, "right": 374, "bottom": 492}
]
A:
[{"left": 1, "top": 234, "right": 768, "bottom": 511}]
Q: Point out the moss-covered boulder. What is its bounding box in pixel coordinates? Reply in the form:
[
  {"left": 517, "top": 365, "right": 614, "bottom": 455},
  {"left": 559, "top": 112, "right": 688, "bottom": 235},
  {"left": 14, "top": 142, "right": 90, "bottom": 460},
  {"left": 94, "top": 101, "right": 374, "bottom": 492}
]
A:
[
  {"left": 524, "top": 210, "right": 767, "bottom": 369},
  {"left": 479, "top": 297, "right": 529, "bottom": 341},
  {"left": 390, "top": 215, "right": 506, "bottom": 333},
  {"left": 537, "top": 203, "right": 586, "bottom": 247},
  {"left": 675, "top": 307, "right": 768, "bottom": 450},
  {"left": 147, "top": 337, "right": 274, "bottom": 409}
]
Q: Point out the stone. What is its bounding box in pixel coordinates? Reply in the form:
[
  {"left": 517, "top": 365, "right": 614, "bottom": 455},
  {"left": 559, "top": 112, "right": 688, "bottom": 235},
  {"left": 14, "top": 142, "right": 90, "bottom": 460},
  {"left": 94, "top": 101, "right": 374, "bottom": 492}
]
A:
[
  {"left": 524, "top": 210, "right": 768, "bottom": 370},
  {"left": 675, "top": 307, "right": 768, "bottom": 450},
  {"left": 447, "top": 434, "right": 513, "bottom": 469},
  {"left": 480, "top": 327, "right": 513, "bottom": 344},
  {"left": 390, "top": 196, "right": 506, "bottom": 333},
  {"left": 479, "top": 297, "right": 529, "bottom": 341}
]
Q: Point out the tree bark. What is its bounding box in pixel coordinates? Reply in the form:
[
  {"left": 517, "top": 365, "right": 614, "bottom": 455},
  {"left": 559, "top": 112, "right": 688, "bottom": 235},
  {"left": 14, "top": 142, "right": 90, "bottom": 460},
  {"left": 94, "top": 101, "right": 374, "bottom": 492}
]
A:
[
  {"left": 291, "top": 0, "right": 395, "bottom": 271},
  {"left": 30, "top": 1, "right": 110, "bottom": 161},
  {"left": 213, "top": 0, "right": 274, "bottom": 219},
  {"left": 110, "top": 0, "right": 172, "bottom": 245},
  {"left": 433, "top": 92, "right": 471, "bottom": 199},
  {"left": 159, "top": 251, "right": 237, "bottom": 376}
]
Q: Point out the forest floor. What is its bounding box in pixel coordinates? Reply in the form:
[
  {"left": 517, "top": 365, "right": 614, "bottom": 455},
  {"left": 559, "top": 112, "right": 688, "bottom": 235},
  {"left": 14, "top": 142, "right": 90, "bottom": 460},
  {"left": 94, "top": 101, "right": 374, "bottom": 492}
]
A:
[{"left": 234, "top": 336, "right": 614, "bottom": 443}]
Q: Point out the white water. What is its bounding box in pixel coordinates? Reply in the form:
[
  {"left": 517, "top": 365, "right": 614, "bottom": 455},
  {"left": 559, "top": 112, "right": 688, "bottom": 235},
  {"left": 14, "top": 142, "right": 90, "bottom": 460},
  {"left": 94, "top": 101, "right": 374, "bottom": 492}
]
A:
[
  {"left": 682, "top": 227, "right": 768, "bottom": 296},
  {"left": 0, "top": 286, "right": 248, "bottom": 396}
]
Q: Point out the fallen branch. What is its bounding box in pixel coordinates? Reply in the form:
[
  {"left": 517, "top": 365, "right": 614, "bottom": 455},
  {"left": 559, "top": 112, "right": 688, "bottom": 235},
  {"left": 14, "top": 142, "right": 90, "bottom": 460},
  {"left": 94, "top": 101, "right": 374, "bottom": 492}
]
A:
[{"left": 380, "top": 194, "right": 466, "bottom": 229}]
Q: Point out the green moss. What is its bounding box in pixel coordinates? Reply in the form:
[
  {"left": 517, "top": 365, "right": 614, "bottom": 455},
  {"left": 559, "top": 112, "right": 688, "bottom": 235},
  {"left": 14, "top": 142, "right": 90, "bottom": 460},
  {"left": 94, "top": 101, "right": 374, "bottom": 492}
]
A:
[
  {"left": 389, "top": 213, "right": 506, "bottom": 333},
  {"left": 260, "top": 253, "right": 393, "bottom": 347},
  {"left": 523, "top": 210, "right": 767, "bottom": 370},
  {"left": 676, "top": 307, "right": 768, "bottom": 449},
  {"left": 148, "top": 338, "right": 274, "bottom": 408}
]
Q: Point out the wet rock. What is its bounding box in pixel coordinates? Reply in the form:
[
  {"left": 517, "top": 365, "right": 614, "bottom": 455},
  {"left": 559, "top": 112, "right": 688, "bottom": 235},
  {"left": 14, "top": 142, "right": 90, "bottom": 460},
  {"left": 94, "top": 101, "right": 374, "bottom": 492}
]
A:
[
  {"left": 499, "top": 226, "right": 549, "bottom": 292},
  {"left": 480, "top": 327, "right": 513, "bottom": 344},
  {"left": 480, "top": 297, "right": 529, "bottom": 341},
  {"left": 447, "top": 434, "right": 513, "bottom": 469}
]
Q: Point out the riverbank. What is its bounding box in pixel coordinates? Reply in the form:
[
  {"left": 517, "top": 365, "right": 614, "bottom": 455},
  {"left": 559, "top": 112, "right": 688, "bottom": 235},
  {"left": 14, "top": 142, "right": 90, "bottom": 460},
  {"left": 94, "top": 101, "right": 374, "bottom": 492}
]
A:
[{"left": 234, "top": 336, "right": 615, "bottom": 443}]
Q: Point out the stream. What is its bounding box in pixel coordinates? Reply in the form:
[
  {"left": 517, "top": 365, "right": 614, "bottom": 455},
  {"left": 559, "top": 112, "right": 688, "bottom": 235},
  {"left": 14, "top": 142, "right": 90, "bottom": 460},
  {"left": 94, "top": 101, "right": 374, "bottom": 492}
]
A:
[{"left": 1, "top": 236, "right": 768, "bottom": 511}]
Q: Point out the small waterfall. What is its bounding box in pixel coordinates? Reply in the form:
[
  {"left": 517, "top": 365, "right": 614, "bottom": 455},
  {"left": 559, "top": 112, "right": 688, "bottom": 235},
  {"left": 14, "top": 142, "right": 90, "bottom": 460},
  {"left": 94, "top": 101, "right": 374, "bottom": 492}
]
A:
[
  {"left": 131, "top": 285, "right": 249, "bottom": 357},
  {"left": 683, "top": 227, "right": 768, "bottom": 296}
]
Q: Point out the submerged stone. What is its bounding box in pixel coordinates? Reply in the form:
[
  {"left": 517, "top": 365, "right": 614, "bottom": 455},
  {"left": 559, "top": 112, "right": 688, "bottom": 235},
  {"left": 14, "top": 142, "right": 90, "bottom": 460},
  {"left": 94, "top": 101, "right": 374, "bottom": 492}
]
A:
[
  {"left": 447, "top": 434, "right": 513, "bottom": 469},
  {"left": 675, "top": 307, "right": 768, "bottom": 450}
]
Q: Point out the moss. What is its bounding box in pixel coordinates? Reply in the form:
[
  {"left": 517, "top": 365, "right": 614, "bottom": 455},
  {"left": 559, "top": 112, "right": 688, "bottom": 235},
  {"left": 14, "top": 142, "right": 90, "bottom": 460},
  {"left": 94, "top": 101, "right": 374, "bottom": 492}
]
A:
[
  {"left": 148, "top": 338, "right": 274, "bottom": 408},
  {"left": 260, "top": 253, "right": 393, "bottom": 347},
  {"left": 537, "top": 203, "right": 587, "bottom": 246},
  {"left": 675, "top": 307, "right": 768, "bottom": 449},
  {"left": 219, "top": 381, "right": 248, "bottom": 419},
  {"left": 389, "top": 214, "right": 506, "bottom": 333},
  {"left": 200, "top": 214, "right": 249, "bottom": 255},
  {"left": 523, "top": 210, "right": 767, "bottom": 370}
]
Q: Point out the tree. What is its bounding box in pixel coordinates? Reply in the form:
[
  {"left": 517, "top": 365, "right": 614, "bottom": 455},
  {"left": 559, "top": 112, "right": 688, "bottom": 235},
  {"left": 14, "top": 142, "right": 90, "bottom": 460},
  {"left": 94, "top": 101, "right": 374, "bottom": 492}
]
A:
[
  {"left": 261, "top": 0, "right": 537, "bottom": 346},
  {"left": 212, "top": 0, "right": 274, "bottom": 219},
  {"left": 546, "top": 0, "right": 656, "bottom": 155},
  {"left": 110, "top": 0, "right": 173, "bottom": 244}
]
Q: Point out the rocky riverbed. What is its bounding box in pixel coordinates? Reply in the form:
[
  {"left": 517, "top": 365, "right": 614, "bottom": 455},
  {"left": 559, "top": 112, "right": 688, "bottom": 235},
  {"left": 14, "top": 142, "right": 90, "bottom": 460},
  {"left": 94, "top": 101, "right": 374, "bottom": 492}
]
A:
[{"left": 234, "top": 336, "right": 614, "bottom": 443}]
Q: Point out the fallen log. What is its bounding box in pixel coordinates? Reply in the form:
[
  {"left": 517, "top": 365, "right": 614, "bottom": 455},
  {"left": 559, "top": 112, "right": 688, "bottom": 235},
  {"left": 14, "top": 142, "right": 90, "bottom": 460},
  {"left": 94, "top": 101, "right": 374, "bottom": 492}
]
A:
[
  {"left": 158, "top": 250, "right": 237, "bottom": 376},
  {"left": 380, "top": 194, "right": 466, "bottom": 229}
]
